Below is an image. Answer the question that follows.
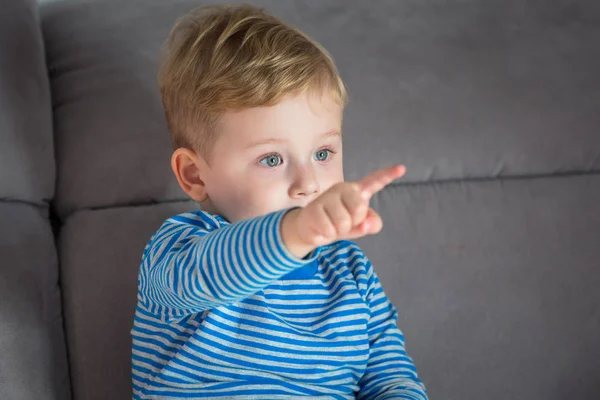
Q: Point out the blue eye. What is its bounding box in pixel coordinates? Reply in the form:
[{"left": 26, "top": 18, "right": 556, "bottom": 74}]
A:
[
  {"left": 314, "top": 149, "right": 331, "bottom": 161},
  {"left": 259, "top": 154, "right": 282, "bottom": 167}
]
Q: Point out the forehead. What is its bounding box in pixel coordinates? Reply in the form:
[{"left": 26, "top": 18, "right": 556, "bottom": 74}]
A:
[{"left": 217, "top": 92, "right": 343, "bottom": 144}]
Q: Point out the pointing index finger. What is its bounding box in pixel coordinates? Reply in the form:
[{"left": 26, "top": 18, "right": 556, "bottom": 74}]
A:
[{"left": 358, "top": 165, "right": 406, "bottom": 199}]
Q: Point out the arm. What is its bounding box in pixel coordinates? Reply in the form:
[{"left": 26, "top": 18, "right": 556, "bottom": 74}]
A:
[
  {"left": 139, "top": 208, "right": 314, "bottom": 321},
  {"left": 140, "top": 164, "right": 406, "bottom": 321},
  {"left": 357, "top": 262, "right": 428, "bottom": 400}
]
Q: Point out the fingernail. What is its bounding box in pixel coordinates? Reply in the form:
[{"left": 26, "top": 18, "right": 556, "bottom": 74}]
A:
[{"left": 361, "top": 191, "right": 369, "bottom": 200}]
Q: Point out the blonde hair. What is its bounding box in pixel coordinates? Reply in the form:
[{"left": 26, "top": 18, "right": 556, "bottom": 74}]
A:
[{"left": 158, "top": 3, "right": 348, "bottom": 162}]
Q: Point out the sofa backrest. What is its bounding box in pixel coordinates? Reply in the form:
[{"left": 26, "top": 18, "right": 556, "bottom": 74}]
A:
[
  {"left": 4, "top": 0, "right": 597, "bottom": 399},
  {"left": 0, "top": 0, "right": 70, "bottom": 399}
]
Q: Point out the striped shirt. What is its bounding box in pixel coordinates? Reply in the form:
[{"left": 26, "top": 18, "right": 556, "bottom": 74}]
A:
[{"left": 131, "top": 207, "right": 428, "bottom": 399}]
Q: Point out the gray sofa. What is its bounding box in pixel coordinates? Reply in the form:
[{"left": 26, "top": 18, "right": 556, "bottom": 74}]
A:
[{"left": 1, "top": 0, "right": 599, "bottom": 399}]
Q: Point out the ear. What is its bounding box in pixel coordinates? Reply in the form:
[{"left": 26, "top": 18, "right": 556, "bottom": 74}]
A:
[{"left": 171, "top": 148, "right": 209, "bottom": 203}]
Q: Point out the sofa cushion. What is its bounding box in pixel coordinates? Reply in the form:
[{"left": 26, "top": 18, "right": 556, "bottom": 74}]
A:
[
  {"left": 40, "top": 0, "right": 600, "bottom": 219},
  {"left": 0, "top": 0, "right": 55, "bottom": 204},
  {"left": 356, "top": 174, "right": 600, "bottom": 399},
  {"left": 37, "top": 1, "right": 600, "bottom": 399},
  {"left": 0, "top": 203, "right": 70, "bottom": 400},
  {"left": 59, "top": 174, "right": 600, "bottom": 400},
  {"left": 0, "top": 1, "right": 69, "bottom": 399},
  {"left": 58, "top": 202, "right": 195, "bottom": 400}
]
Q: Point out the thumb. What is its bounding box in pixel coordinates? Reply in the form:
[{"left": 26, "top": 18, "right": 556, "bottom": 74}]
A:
[{"left": 343, "top": 208, "right": 383, "bottom": 240}]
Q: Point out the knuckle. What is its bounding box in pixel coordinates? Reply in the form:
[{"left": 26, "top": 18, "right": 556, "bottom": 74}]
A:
[
  {"left": 333, "top": 182, "right": 346, "bottom": 192},
  {"left": 354, "top": 201, "right": 367, "bottom": 213},
  {"left": 354, "top": 207, "right": 367, "bottom": 224},
  {"left": 315, "top": 224, "right": 331, "bottom": 239},
  {"left": 339, "top": 219, "right": 351, "bottom": 232},
  {"left": 345, "top": 189, "right": 363, "bottom": 206},
  {"left": 308, "top": 225, "right": 323, "bottom": 240},
  {"left": 340, "top": 182, "right": 356, "bottom": 195},
  {"left": 326, "top": 224, "right": 337, "bottom": 237}
]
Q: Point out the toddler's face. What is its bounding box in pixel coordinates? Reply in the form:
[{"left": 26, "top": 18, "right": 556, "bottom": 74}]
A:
[{"left": 200, "top": 91, "right": 344, "bottom": 223}]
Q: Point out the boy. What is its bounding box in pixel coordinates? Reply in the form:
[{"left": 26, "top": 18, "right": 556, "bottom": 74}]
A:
[{"left": 132, "top": 4, "right": 428, "bottom": 399}]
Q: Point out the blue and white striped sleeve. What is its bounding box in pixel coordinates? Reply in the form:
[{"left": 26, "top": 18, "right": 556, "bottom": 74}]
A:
[
  {"left": 137, "top": 207, "right": 313, "bottom": 321},
  {"left": 357, "top": 259, "right": 429, "bottom": 400}
]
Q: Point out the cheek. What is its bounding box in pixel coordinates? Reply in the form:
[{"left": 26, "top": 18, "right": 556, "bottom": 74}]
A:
[
  {"left": 231, "top": 178, "right": 265, "bottom": 204},
  {"left": 323, "top": 159, "right": 345, "bottom": 188},
  {"left": 243, "top": 178, "right": 287, "bottom": 203},
  {"left": 231, "top": 183, "right": 286, "bottom": 220}
]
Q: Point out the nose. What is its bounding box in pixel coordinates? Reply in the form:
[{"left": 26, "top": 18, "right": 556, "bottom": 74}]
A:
[{"left": 289, "top": 164, "right": 320, "bottom": 199}]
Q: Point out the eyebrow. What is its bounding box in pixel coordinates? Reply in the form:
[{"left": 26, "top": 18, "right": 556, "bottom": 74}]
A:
[{"left": 244, "top": 130, "right": 341, "bottom": 149}]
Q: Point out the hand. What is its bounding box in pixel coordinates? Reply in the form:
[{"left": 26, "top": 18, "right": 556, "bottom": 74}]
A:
[{"left": 281, "top": 165, "right": 406, "bottom": 258}]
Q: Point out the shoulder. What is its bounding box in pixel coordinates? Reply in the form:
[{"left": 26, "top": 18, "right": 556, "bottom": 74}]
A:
[
  {"left": 145, "top": 209, "right": 228, "bottom": 251},
  {"left": 163, "top": 209, "right": 229, "bottom": 232}
]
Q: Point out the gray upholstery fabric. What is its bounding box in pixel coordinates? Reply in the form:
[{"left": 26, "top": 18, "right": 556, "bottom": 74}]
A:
[
  {"left": 0, "top": 0, "right": 55, "bottom": 203},
  {"left": 0, "top": 0, "right": 69, "bottom": 399},
  {"left": 40, "top": 0, "right": 186, "bottom": 219},
  {"left": 0, "top": 0, "right": 594, "bottom": 399},
  {"left": 356, "top": 174, "right": 600, "bottom": 399},
  {"left": 41, "top": 0, "right": 600, "bottom": 218},
  {"left": 0, "top": 204, "right": 70, "bottom": 400},
  {"left": 59, "top": 202, "right": 196, "bottom": 400},
  {"left": 58, "top": 176, "right": 600, "bottom": 400}
]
